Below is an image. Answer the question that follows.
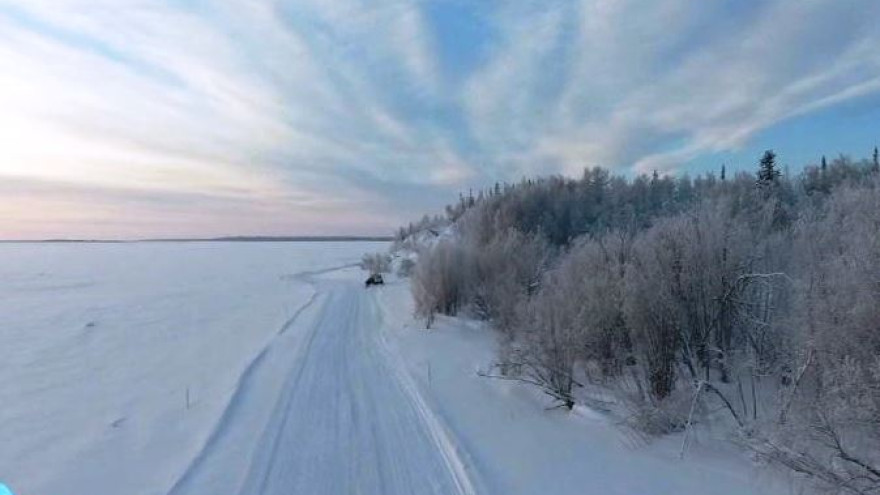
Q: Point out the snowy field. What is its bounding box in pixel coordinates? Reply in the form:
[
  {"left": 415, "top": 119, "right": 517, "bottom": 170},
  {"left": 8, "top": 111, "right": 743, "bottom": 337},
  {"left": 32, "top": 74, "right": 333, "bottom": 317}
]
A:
[
  {"left": 0, "top": 241, "right": 384, "bottom": 495},
  {"left": 1, "top": 242, "right": 795, "bottom": 495}
]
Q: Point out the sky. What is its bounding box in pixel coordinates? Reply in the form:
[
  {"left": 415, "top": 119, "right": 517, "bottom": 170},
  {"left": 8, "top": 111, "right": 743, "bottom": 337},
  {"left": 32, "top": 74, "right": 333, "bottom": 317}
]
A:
[{"left": 1, "top": 0, "right": 879, "bottom": 239}]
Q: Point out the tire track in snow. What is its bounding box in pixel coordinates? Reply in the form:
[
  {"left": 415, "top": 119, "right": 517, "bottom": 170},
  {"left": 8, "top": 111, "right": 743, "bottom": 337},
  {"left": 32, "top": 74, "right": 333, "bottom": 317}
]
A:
[
  {"left": 234, "top": 284, "right": 481, "bottom": 495},
  {"left": 365, "top": 293, "right": 481, "bottom": 495},
  {"left": 238, "top": 292, "right": 360, "bottom": 495},
  {"left": 166, "top": 265, "right": 338, "bottom": 495},
  {"left": 169, "top": 272, "right": 482, "bottom": 495}
]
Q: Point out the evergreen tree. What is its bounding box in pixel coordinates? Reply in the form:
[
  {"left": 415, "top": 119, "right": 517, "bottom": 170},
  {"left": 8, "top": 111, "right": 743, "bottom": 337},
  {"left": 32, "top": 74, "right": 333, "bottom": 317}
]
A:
[
  {"left": 821, "top": 155, "right": 827, "bottom": 172},
  {"left": 720, "top": 164, "right": 726, "bottom": 181},
  {"left": 873, "top": 146, "right": 879, "bottom": 172},
  {"left": 757, "top": 150, "right": 780, "bottom": 185}
]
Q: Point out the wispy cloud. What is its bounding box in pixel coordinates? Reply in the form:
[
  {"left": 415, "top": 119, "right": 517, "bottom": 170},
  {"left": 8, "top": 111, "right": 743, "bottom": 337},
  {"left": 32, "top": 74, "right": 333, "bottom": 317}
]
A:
[
  {"left": 1, "top": 0, "right": 878, "bottom": 238},
  {"left": 467, "top": 1, "right": 880, "bottom": 175}
]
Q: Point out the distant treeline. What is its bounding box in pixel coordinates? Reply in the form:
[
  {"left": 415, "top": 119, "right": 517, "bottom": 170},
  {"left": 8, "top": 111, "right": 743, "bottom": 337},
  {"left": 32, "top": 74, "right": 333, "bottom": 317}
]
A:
[{"left": 401, "top": 148, "right": 880, "bottom": 493}]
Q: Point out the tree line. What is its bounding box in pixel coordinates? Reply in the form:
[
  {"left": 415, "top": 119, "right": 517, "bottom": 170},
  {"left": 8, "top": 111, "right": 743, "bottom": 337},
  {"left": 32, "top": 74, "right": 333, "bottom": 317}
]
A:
[{"left": 400, "top": 148, "right": 880, "bottom": 493}]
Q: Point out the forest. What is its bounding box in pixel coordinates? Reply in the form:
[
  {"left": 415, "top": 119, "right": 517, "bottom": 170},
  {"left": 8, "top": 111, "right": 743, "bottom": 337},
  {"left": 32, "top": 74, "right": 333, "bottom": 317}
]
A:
[{"left": 397, "top": 149, "right": 880, "bottom": 494}]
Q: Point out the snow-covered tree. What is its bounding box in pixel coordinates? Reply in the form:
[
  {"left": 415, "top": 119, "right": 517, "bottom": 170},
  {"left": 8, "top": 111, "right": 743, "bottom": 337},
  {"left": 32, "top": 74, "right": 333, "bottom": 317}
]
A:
[
  {"left": 401, "top": 149, "right": 880, "bottom": 492},
  {"left": 757, "top": 149, "right": 781, "bottom": 186}
]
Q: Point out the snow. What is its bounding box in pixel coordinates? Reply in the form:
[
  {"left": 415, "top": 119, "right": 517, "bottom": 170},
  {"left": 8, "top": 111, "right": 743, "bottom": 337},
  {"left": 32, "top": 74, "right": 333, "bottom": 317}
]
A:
[
  {"left": 169, "top": 276, "right": 479, "bottom": 495},
  {"left": 0, "top": 241, "right": 384, "bottom": 495},
  {"left": 374, "top": 276, "right": 798, "bottom": 495},
  {"left": 2, "top": 241, "right": 796, "bottom": 495}
]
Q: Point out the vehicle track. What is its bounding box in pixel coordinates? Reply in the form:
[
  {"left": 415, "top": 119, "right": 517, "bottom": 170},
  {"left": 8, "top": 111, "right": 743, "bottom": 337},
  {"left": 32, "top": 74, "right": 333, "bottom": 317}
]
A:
[
  {"left": 236, "top": 284, "right": 478, "bottom": 495},
  {"left": 169, "top": 278, "right": 478, "bottom": 495}
]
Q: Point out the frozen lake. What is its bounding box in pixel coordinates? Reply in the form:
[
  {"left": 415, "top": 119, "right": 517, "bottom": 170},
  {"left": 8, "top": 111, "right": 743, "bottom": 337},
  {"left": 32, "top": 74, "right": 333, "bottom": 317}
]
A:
[{"left": 0, "top": 241, "right": 385, "bottom": 495}]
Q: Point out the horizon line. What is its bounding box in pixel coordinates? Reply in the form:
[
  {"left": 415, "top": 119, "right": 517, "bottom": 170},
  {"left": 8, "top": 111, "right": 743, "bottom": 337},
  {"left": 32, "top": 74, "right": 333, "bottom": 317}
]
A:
[{"left": 0, "top": 235, "right": 394, "bottom": 244}]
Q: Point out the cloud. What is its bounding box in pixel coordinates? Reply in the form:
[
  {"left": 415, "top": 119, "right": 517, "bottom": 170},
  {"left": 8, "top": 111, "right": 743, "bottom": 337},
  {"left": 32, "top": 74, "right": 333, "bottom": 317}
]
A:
[
  {"left": 464, "top": 0, "right": 880, "bottom": 175},
  {"left": 0, "top": 0, "right": 878, "bottom": 238}
]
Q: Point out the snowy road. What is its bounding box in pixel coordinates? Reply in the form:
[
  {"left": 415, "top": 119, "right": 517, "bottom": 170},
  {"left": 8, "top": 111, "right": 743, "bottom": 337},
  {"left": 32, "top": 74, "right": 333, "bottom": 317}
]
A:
[{"left": 172, "top": 280, "right": 478, "bottom": 495}]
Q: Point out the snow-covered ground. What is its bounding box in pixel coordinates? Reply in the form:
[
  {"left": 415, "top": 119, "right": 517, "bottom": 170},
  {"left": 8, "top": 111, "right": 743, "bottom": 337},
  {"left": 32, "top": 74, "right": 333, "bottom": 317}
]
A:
[
  {"left": 375, "top": 276, "right": 799, "bottom": 495},
  {"left": 168, "top": 275, "right": 478, "bottom": 495},
  {"left": 0, "top": 241, "right": 383, "bottom": 495},
  {"left": 2, "top": 242, "right": 797, "bottom": 495}
]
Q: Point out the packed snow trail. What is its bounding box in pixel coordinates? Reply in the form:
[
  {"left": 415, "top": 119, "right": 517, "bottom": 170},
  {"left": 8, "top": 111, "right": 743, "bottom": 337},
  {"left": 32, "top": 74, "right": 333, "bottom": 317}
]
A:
[{"left": 171, "top": 280, "right": 478, "bottom": 495}]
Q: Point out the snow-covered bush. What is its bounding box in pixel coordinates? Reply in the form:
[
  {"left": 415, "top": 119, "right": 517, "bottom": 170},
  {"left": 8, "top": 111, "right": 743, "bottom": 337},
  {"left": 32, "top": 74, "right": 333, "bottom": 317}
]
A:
[
  {"left": 412, "top": 240, "right": 471, "bottom": 327},
  {"left": 411, "top": 225, "right": 550, "bottom": 330},
  {"left": 468, "top": 229, "right": 551, "bottom": 331},
  {"left": 396, "top": 258, "right": 416, "bottom": 278},
  {"left": 752, "top": 181, "right": 880, "bottom": 493},
  {"left": 360, "top": 252, "right": 391, "bottom": 275}
]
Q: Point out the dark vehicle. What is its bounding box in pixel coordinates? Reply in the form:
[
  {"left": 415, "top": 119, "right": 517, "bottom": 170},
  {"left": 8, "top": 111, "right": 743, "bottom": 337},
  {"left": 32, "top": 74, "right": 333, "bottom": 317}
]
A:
[{"left": 365, "top": 273, "right": 384, "bottom": 287}]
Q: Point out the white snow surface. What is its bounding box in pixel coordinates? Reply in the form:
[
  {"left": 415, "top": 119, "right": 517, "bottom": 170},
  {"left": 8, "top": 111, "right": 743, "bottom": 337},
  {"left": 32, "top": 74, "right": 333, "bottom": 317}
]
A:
[
  {"left": 1, "top": 242, "right": 796, "bottom": 495},
  {"left": 374, "top": 279, "right": 797, "bottom": 495},
  {"left": 0, "top": 242, "right": 380, "bottom": 495}
]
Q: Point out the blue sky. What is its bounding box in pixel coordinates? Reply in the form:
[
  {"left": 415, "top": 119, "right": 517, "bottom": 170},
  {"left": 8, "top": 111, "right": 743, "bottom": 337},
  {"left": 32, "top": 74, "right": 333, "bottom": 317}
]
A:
[{"left": 1, "top": 0, "right": 879, "bottom": 239}]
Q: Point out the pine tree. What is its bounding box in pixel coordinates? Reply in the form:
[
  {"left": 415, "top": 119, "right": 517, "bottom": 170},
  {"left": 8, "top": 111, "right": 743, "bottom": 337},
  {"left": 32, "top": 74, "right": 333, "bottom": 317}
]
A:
[
  {"left": 873, "top": 146, "right": 879, "bottom": 172},
  {"left": 757, "top": 150, "right": 780, "bottom": 186},
  {"left": 720, "top": 164, "right": 726, "bottom": 181},
  {"left": 818, "top": 155, "right": 831, "bottom": 193}
]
